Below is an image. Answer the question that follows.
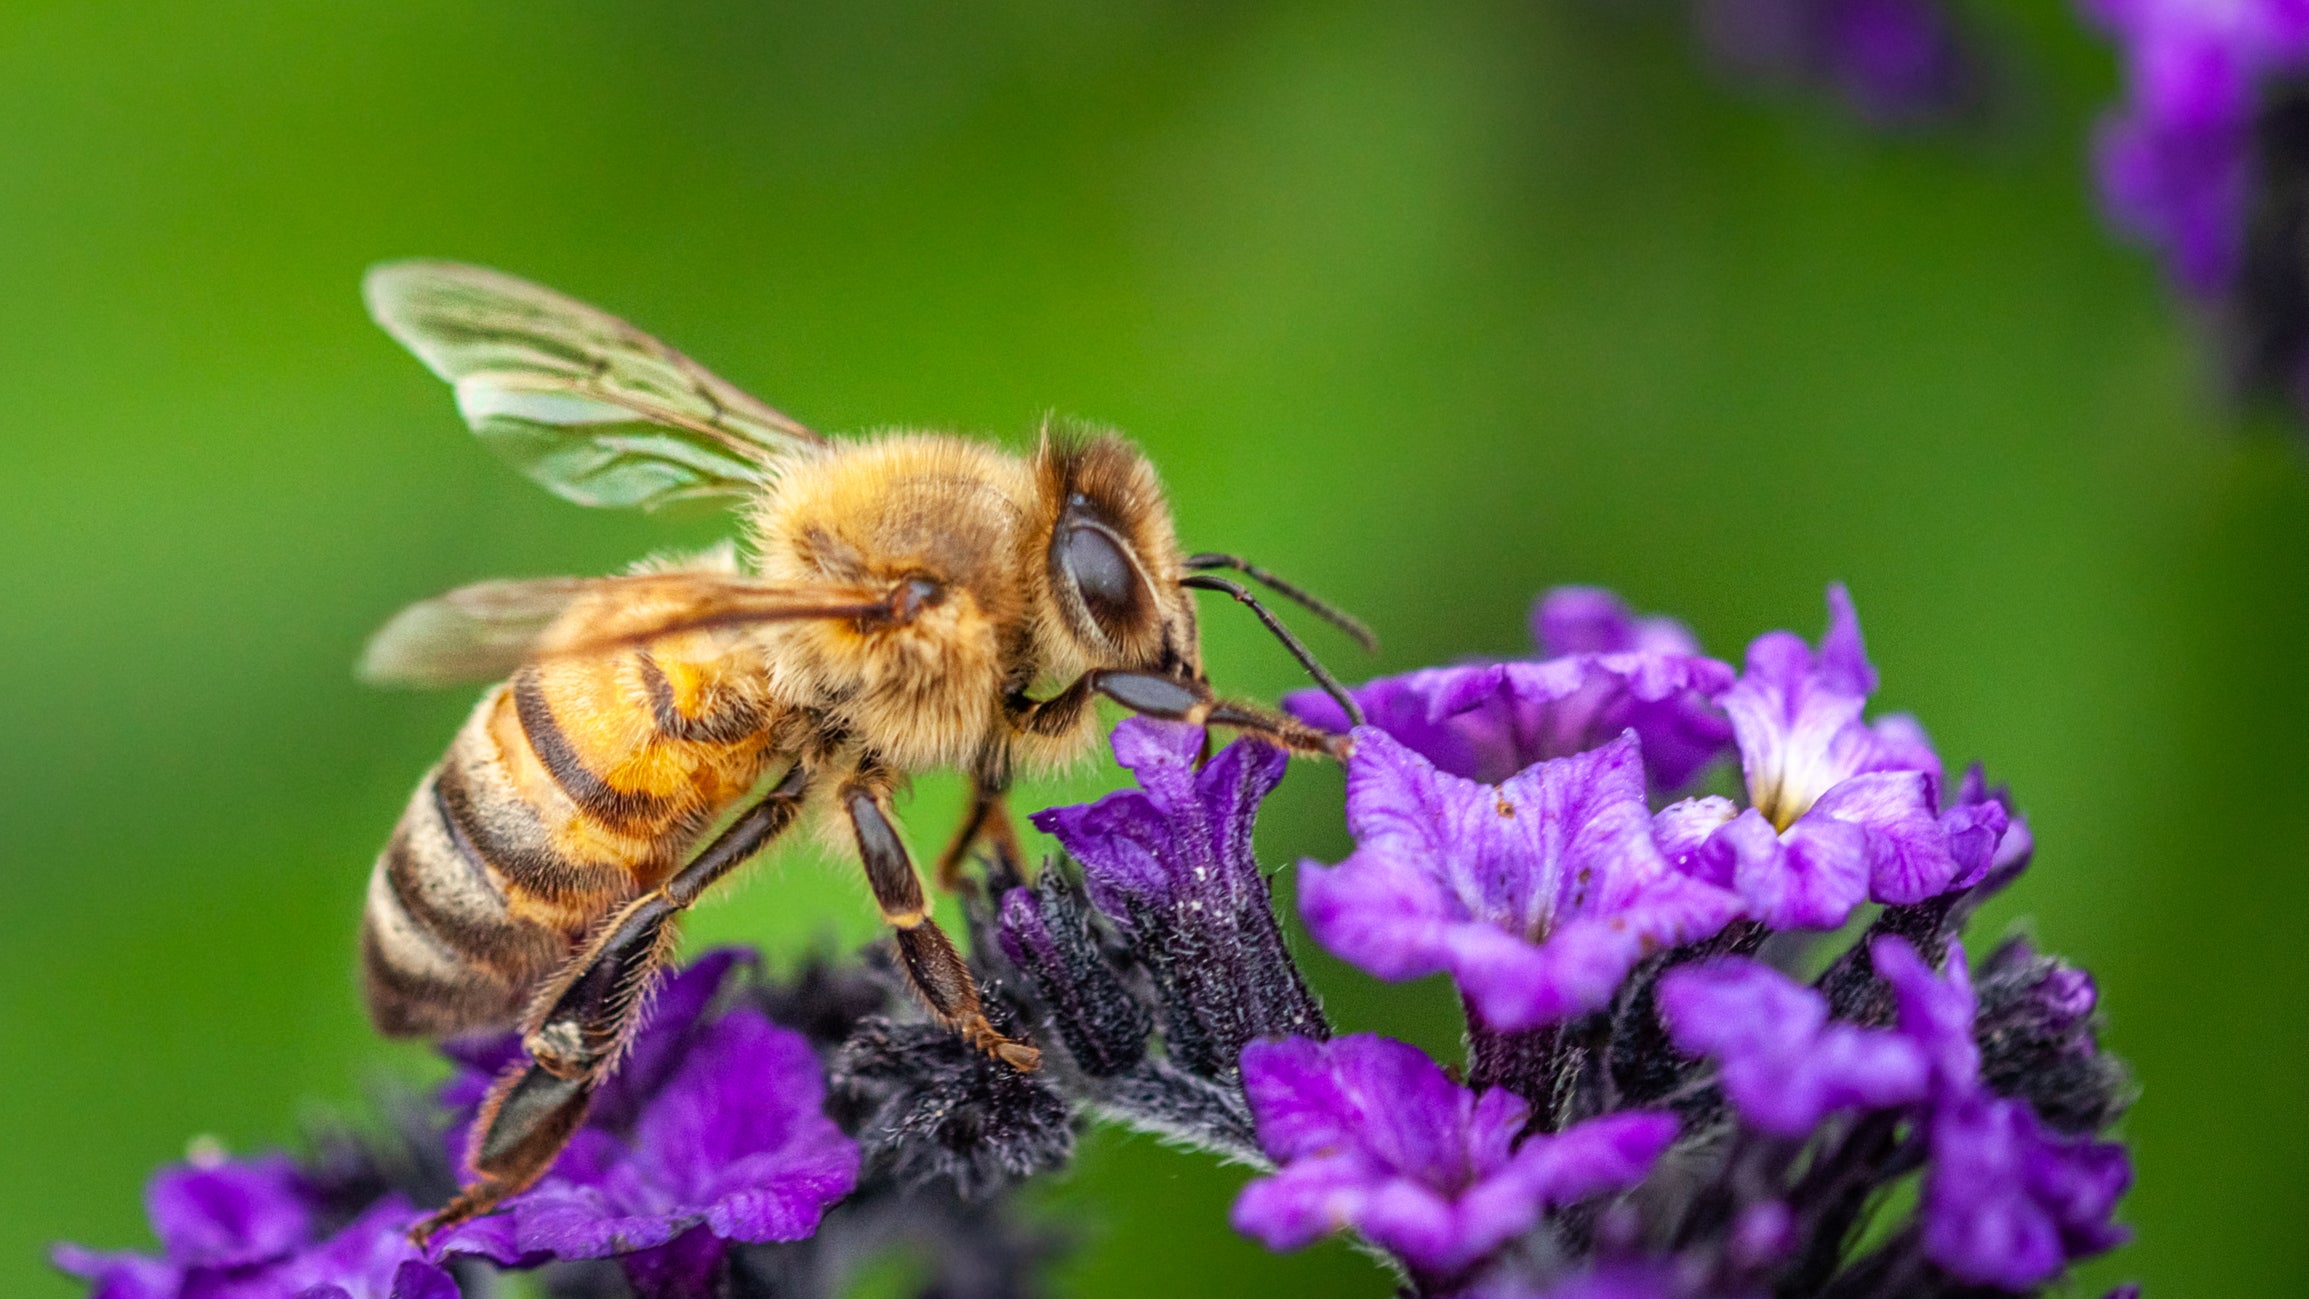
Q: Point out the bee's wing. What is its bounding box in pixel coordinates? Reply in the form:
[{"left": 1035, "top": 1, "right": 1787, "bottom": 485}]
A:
[
  {"left": 359, "top": 573, "right": 891, "bottom": 688},
  {"left": 363, "top": 260, "right": 826, "bottom": 511}
]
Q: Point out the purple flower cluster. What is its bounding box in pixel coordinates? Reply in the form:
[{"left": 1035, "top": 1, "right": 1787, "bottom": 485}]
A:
[
  {"left": 994, "top": 585, "right": 2131, "bottom": 1295},
  {"left": 1660, "top": 941, "right": 2129, "bottom": 1290},
  {"left": 58, "top": 583, "right": 2134, "bottom": 1299},
  {"left": 1284, "top": 587, "right": 2005, "bottom": 1040}
]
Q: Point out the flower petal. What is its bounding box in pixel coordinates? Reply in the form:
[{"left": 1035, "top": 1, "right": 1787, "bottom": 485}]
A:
[{"left": 145, "top": 1155, "right": 312, "bottom": 1269}]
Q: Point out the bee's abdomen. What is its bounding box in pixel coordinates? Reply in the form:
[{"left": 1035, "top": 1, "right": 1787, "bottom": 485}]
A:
[
  {"left": 362, "top": 656, "right": 778, "bottom": 1039},
  {"left": 361, "top": 771, "right": 574, "bottom": 1038}
]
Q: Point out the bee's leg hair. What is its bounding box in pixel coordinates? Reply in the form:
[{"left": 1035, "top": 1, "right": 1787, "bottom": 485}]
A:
[
  {"left": 1014, "top": 668, "right": 1350, "bottom": 759},
  {"left": 844, "top": 764, "right": 1041, "bottom": 1072},
  {"left": 932, "top": 770, "right": 1023, "bottom": 894},
  {"left": 408, "top": 763, "right": 813, "bottom": 1245}
]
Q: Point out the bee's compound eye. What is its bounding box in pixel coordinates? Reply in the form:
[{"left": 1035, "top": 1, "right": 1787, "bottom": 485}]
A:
[{"left": 1061, "top": 523, "right": 1141, "bottom": 630}]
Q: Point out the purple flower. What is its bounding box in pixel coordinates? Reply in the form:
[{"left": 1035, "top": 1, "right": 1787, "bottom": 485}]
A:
[
  {"left": 1659, "top": 587, "right": 1997, "bottom": 930},
  {"left": 1694, "top": 0, "right": 1970, "bottom": 125},
  {"left": 1232, "top": 1034, "right": 1675, "bottom": 1277},
  {"left": 1287, "top": 588, "right": 1734, "bottom": 790},
  {"left": 435, "top": 952, "right": 860, "bottom": 1290},
  {"left": 1028, "top": 719, "right": 1324, "bottom": 1079},
  {"left": 1301, "top": 727, "right": 1745, "bottom": 1031},
  {"left": 1531, "top": 587, "right": 1706, "bottom": 659},
  {"left": 1874, "top": 937, "right": 2133, "bottom": 1287},
  {"left": 1657, "top": 958, "right": 1929, "bottom": 1137},
  {"left": 1922, "top": 1093, "right": 2134, "bottom": 1289},
  {"left": 53, "top": 1155, "right": 453, "bottom": 1299},
  {"left": 2083, "top": 0, "right": 2309, "bottom": 291}
]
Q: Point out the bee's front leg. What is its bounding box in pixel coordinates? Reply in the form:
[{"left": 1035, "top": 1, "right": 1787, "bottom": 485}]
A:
[
  {"left": 844, "top": 758, "right": 1040, "bottom": 1072},
  {"left": 1012, "top": 669, "right": 1351, "bottom": 760},
  {"left": 409, "top": 762, "right": 814, "bottom": 1246}
]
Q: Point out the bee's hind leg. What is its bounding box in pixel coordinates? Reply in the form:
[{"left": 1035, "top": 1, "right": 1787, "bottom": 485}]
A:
[
  {"left": 845, "top": 761, "right": 1041, "bottom": 1072},
  {"left": 409, "top": 763, "right": 816, "bottom": 1245},
  {"left": 409, "top": 1064, "right": 594, "bottom": 1248}
]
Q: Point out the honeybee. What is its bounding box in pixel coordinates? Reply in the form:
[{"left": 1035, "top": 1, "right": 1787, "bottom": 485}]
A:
[{"left": 353, "top": 262, "right": 1373, "bottom": 1240}]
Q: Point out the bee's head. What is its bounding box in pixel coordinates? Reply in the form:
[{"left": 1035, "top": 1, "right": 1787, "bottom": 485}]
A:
[{"left": 1033, "top": 427, "right": 1201, "bottom": 680}]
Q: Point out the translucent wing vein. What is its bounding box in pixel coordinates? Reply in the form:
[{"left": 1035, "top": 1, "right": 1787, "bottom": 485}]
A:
[
  {"left": 360, "top": 573, "right": 891, "bottom": 688},
  {"left": 364, "top": 260, "right": 823, "bottom": 510}
]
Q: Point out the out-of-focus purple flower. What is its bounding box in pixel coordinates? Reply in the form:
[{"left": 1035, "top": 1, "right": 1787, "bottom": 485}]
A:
[
  {"left": 1694, "top": 0, "right": 1970, "bottom": 126},
  {"left": 53, "top": 1155, "right": 454, "bottom": 1299},
  {"left": 1657, "top": 958, "right": 1928, "bottom": 1137},
  {"left": 1232, "top": 1034, "right": 1676, "bottom": 1277},
  {"left": 146, "top": 1156, "right": 313, "bottom": 1269},
  {"left": 2083, "top": 0, "right": 2309, "bottom": 291},
  {"left": 1287, "top": 588, "right": 1734, "bottom": 791},
  {"left": 1922, "top": 1093, "right": 2134, "bottom": 1289},
  {"left": 1874, "top": 937, "right": 2133, "bottom": 1288},
  {"left": 1301, "top": 727, "right": 1745, "bottom": 1031},
  {"left": 436, "top": 954, "right": 859, "bottom": 1292},
  {"left": 1028, "top": 720, "right": 1324, "bottom": 1079},
  {"left": 1659, "top": 587, "right": 1998, "bottom": 930}
]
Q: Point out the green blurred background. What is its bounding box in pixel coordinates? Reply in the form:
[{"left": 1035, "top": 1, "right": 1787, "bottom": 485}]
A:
[{"left": 2, "top": 1, "right": 2298, "bottom": 1293}]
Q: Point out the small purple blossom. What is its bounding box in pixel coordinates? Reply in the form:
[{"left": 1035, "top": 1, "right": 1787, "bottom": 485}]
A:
[
  {"left": 1287, "top": 588, "right": 1734, "bottom": 790},
  {"left": 1657, "top": 958, "right": 1928, "bottom": 1136},
  {"left": 1922, "top": 1093, "right": 2134, "bottom": 1289},
  {"left": 1232, "top": 1034, "right": 1675, "bottom": 1277},
  {"left": 53, "top": 1155, "right": 454, "bottom": 1299},
  {"left": 436, "top": 952, "right": 860, "bottom": 1292},
  {"left": 1027, "top": 719, "right": 1325, "bottom": 1078},
  {"left": 1300, "top": 727, "right": 1744, "bottom": 1030},
  {"left": 1658, "top": 586, "right": 1999, "bottom": 931}
]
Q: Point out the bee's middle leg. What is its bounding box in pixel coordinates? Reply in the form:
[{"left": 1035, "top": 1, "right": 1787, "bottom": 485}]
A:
[
  {"left": 410, "top": 763, "right": 814, "bottom": 1245},
  {"left": 844, "top": 764, "right": 1041, "bottom": 1072},
  {"left": 932, "top": 772, "right": 1023, "bottom": 895}
]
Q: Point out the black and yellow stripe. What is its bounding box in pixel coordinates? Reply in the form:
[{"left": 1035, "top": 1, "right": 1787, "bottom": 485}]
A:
[{"left": 361, "top": 646, "right": 779, "bottom": 1039}]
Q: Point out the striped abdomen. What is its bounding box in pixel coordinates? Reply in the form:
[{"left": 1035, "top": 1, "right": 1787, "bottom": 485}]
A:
[{"left": 362, "top": 645, "right": 781, "bottom": 1038}]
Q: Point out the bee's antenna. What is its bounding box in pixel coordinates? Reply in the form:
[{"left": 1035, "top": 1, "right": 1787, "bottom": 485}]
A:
[
  {"left": 1182, "top": 553, "right": 1378, "bottom": 653},
  {"left": 1181, "top": 573, "right": 1367, "bottom": 728}
]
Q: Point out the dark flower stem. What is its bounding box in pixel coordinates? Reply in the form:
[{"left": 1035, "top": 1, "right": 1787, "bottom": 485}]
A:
[{"left": 1463, "top": 997, "right": 1567, "bottom": 1124}]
